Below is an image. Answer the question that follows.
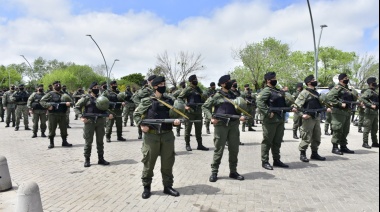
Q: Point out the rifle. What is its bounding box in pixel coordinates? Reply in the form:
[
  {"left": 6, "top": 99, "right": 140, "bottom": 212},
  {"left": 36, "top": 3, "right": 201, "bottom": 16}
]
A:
[
  {"left": 212, "top": 113, "right": 249, "bottom": 126},
  {"left": 187, "top": 103, "right": 204, "bottom": 107},
  {"left": 141, "top": 119, "right": 202, "bottom": 133},
  {"left": 82, "top": 113, "right": 110, "bottom": 123},
  {"left": 268, "top": 107, "right": 293, "bottom": 118},
  {"left": 340, "top": 100, "right": 359, "bottom": 108},
  {"left": 369, "top": 100, "right": 379, "bottom": 110},
  {"left": 302, "top": 108, "right": 327, "bottom": 118},
  {"left": 48, "top": 102, "right": 68, "bottom": 110}
]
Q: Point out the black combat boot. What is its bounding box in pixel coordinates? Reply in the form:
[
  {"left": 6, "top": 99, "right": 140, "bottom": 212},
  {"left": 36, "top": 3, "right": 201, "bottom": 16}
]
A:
[
  {"left": 331, "top": 130, "right": 333, "bottom": 135},
  {"left": 310, "top": 151, "right": 326, "bottom": 161},
  {"left": 209, "top": 173, "right": 218, "bottom": 182},
  {"left": 273, "top": 159, "right": 289, "bottom": 168},
  {"left": 242, "top": 123, "right": 246, "bottom": 132},
  {"left": 123, "top": 122, "right": 126, "bottom": 127},
  {"left": 358, "top": 128, "right": 363, "bottom": 133},
  {"left": 138, "top": 128, "right": 143, "bottom": 139},
  {"left": 206, "top": 127, "right": 211, "bottom": 134},
  {"left": 248, "top": 127, "right": 256, "bottom": 131},
  {"left": 372, "top": 143, "right": 379, "bottom": 148},
  {"left": 12, "top": 122, "right": 15, "bottom": 127},
  {"left": 62, "top": 137, "right": 73, "bottom": 147},
  {"left": 67, "top": 125, "right": 71, "bottom": 128},
  {"left": 5, "top": 123, "right": 9, "bottom": 127},
  {"left": 362, "top": 143, "right": 371, "bottom": 149},
  {"left": 25, "top": 126, "right": 31, "bottom": 130},
  {"left": 84, "top": 157, "right": 91, "bottom": 167},
  {"left": 300, "top": 150, "right": 309, "bottom": 162},
  {"left": 41, "top": 132, "right": 47, "bottom": 137},
  {"left": 197, "top": 142, "right": 209, "bottom": 151},
  {"left": 262, "top": 161, "right": 273, "bottom": 170},
  {"left": 163, "top": 186, "right": 180, "bottom": 197},
  {"left": 14, "top": 126, "right": 19, "bottom": 131},
  {"left": 1, "top": 117, "right": 4, "bottom": 122},
  {"left": 229, "top": 172, "right": 245, "bottom": 181},
  {"left": 142, "top": 186, "right": 151, "bottom": 199},
  {"left": 48, "top": 137, "right": 55, "bottom": 149},
  {"left": 340, "top": 145, "right": 355, "bottom": 154},
  {"left": 186, "top": 143, "right": 192, "bottom": 151},
  {"left": 332, "top": 144, "right": 343, "bottom": 155},
  {"left": 130, "top": 122, "right": 134, "bottom": 127},
  {"left": 117, "top": 136, "right": 127, "bottom": 141},
  {"left": 293, "top": 130, "right": 299, "bottom": 139},
  {"left": 98, "top": 154, "right": 110, "bottom": 165},
  {"left": 32, "top": 133, "right": 37, "bottom": 138},
  {"left": 176, "top": 128, "right": 180, "bottom": 137},
  {"left": 106, "top": 135, "right": 111, "bottom": 143}
]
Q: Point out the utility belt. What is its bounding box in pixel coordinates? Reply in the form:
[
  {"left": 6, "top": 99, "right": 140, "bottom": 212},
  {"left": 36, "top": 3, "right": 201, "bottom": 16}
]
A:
[{"left": 146, "top": 129, "right": 172, "bottom": 135}]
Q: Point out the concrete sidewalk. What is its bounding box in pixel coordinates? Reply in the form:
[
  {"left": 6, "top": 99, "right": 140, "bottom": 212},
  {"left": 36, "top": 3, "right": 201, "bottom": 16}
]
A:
[{"left": 0, "top": 110, "right": 379, "bottom": 212}]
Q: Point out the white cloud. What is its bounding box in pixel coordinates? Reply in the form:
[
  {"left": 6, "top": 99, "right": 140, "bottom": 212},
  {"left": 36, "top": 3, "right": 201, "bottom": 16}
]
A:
[{"left": 0, "top": 0, "right": 378, "bottom": 85}]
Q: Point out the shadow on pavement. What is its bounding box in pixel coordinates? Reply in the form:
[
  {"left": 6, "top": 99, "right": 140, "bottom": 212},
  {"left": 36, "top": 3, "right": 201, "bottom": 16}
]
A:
[
  {"left": 286, "top": 161, "right": 319, "bottom": 169},
  {"left": 325, "top": 155, "right": 349, "bottom": 161},
  {"left": 111, "top": 159, "right": 138, "bottom": 165},
  {"left": 174, "top": 184, "right": 221, "bottom": 196},
  {"left": 353, "top": 149, "right": 378, "bottom": 154},
  {"left": 243, "top": 171, "right": 276, "bottom": 180},
  {"left": 283, "top": 140, "right": 299, "bottom": 143},
  {"left": 175, "top": 151, "right": 192, "bottom": 156}
]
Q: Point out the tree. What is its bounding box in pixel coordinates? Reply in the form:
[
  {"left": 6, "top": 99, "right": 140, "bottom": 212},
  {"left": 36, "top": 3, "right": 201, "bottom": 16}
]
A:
[
  {"left": 121, "top": 73, "right": 145, "bottom": 85},
  {"left": 0, "top": 65, "right": 22, "bottom": 88},
  {"left": 155, "top": 51, "right": 205, "bottom": 87},
  {"left": 351, "top": 54, "right": 379, "bottom": 89},
  {"left": 233, "top": 37, "right": 293, "bottom": 90}
]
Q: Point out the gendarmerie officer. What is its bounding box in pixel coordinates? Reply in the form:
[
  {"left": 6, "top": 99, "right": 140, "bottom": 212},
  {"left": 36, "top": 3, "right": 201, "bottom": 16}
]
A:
[
  {"left": 11, "top": 84, "right": 30, "bottom": 131},
  {"left": 133, "top": 76, "right": 181, "bottom": 199},
  {"left": 123, "top": 85, "right": 135, "bottom": 127},
  {"left": 27, "top": 84, "right": 47, "bottom": 138},
  {"left": 204, "top": 82, "right": 217, "bottom": 134},
  {"left": 292, "top": 82, "right": 304, "bottom": 139},
  {"left": 257, "top": 72, "right": 296, "bottom": 170},
  {"left": 294, "top": 75, "right": 326, "bottom": 162},
  {"left": 326, "top": 73, "right": 358, "bottom": 155},
  {"left": 360, "top": 77, "right": 379, "bottom": 148},
  {"left": 202, "top": 75, "right": 245, "bottom": 182},
  {"left": 75, "top": 82, "right": 113, "bottom": 167},
  {"left": 2, "top": 85, "right": 16, "bottom": 127}
]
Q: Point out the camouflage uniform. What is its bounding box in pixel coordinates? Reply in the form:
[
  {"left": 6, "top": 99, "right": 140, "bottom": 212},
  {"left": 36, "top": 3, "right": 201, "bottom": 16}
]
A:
[
  {"left": 27, "top": 91, "right": 47, "bottom": 137},
  {"left": 11, "top": 87, "right": 30, "bottom": 130},
  {"left": 360, "top": 81, "right": 379, "bottom": 148},
  {"left": 2, "top": 89, "right": 16, "bottom": 127},
  {"left": 103, "top": 87, "right": 126, "bottom": 142},
  {"left": 123, "top": 88, "right": 135, "bottom": 127},
  {"left": 0, "top": 90, "right": 5, "bottom": 122}
]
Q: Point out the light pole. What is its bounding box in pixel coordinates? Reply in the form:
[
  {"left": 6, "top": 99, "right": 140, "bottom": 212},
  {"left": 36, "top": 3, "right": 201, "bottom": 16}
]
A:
[
  {"left": 316, "top": 24, "right": 328, "bottom": 79},
  {"left": 109, "top": 59, "right": 119, "bottom": 81},
  {"left": 306, "top": 0, "right": 318, "bottom": 80},
  {"left": 20, "top": 55, "right": 34, "bottom": 71},
  {"left": 86, "top": 34, "right": 110, "bottom": 88}
]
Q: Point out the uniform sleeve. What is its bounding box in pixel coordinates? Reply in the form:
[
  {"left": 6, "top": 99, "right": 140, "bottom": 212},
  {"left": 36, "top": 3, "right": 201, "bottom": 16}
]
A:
[
  {"left": 74, "top": 96, "right": 87, "bottom": 116},
  {"left": 360, "top": 90, "right": 373, "bottom": 108},
  {"left": 133, "top": 97, "right": 152, "bottom": 125},
  {"left": 294, "top": 91, "right": 306, "bottom": 109},
  {"left": 256, "top": 88, "right": 270, "bottom": 117},
  {"left": 177, "top": 87, "right": 190, "bottom": 104},
  {"left": 27, "top": 93, "right": 35, "bottom": 109},
  {"left": 202, "top": 94, "right": 218, "bottom": 120},
  {"left": 326, "top": 87, "right": 342, "bottom": 108},
  {"left": 39, "top": 93, "right": 53, "bottom": 109},
  {"left": 2, "top": 93, "right": 7, "bottom": 105}
]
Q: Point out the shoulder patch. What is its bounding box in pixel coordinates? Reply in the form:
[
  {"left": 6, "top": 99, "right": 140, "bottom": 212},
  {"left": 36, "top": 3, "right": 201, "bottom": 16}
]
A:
[{"left": 335, "top": 86, "right": 340, "bottom": 89}]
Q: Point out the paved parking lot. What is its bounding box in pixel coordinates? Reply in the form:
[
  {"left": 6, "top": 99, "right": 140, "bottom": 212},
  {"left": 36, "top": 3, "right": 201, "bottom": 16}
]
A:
[{"left": 0, "top": 110, "right": 379, "bottom": 211}]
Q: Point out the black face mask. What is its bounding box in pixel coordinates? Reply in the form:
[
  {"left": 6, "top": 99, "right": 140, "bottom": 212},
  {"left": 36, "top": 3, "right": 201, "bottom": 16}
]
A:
[
  {"left": 112, "top": 86, "right": 118, "bottom": 90},
  {"left": 38, "top": 88, "right": 44, "bottom": 93},
  {"left": 270, "top": 80, "right": 277, "bottom": 86},
  {"left": 192, "top": 81, "right": 198, "bottom": 86},
  {"left": 92, "top": 89, "right": 100, "bottom": 95},
  {"left": 372, "top": 83, "right": 378, "bottom": 88},
  {"left": 310, "top": 81, "right": 318, "bottom": 87},
  {"left": 343, "top": 79, "right": 349, "bottom": 85},
  {"left": 102, "top": 86, "right": 107, "bottom": 90},
  {"left": 225, "top": 81, "right": 233, "bottom": 90},
  {"left": 156, "top": 86, "right": 166, "bottom": 94},
  {"left": 54, "top": 85, "right": 61, "bottom": 91},
  {"left": 181, "top": 85, "right": 186, "bottom": 89},
  {"left": 11, "top": 87, "right": 15, "bottom": 90},
  {"left": 19, "top": 87, "right": 25, "bottom": 91},
  {"left": 232, "top": 84, "right": 238, "bottom": 89}
]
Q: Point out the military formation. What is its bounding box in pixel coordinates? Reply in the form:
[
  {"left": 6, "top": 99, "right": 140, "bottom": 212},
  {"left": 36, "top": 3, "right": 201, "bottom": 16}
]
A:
[{"left": 1, "top": 72, "right": 378, "bottom": 200}]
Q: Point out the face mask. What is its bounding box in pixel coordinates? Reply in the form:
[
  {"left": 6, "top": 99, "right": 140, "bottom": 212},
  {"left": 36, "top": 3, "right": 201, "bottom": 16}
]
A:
[
  {"left": 232, "top": 84, "right": 238, "bottom": 89},
  {"left": 92, "top": 89, "right": 100, "bottom": 95},
  {"left": 181, "top": 85, "right": 186, "bottom": 89},
  {"left": 38, "top": 88, "right": 43, "bottom": 92},
  {"left": 191, "top": 81, "right": 198, "bottom": 86},
  {"left": 127, "top": 88, "right": 131, "bottom": 91},
  {"left": 112, "top": 86, "right": 118, "bottom": 90},
  {"left": 156, "top": 86, "right": 166, "bottom": 94},
  {"left": 225, "top": 81, "right": 233, "bottom": 90},
  {"left": 102, "top": 86, "right": 107, "bottom": 90},
  {"left": 310, "top": 81, "right": 318, "bottom": 87},
  {"left": 372, "top": 83, "right": 378, "bottom": 88},
  {"left": 19, "top": 87, "right": 25, "bottom": 91},
  {"left": 54, "top": 85, "right": 61, "bottom": 91},
  {"left": 270, "top": 80, "right": 277, "bottom": 86},
  {"left": 343, "top": 79, "right": 349, "bottom": 85},
  {"left": 11, "top": 87, "right": 15, "bottom": 90}
]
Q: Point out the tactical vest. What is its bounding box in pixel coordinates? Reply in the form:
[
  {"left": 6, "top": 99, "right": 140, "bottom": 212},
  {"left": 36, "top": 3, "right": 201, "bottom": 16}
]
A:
[
  {"left": 32, "top": 93, "right": 46, "bottom": 110},
  {"left": 214, "top": 91, "right": 238, "bottom": 116},
  {"left": 187, "top": 88, "right": 203, "bottom": 104},
  {"left": 340, "top": 88, "right": 355, "bottom": 109},
  {"left": 125, "top": 91, "right": 133, "bottom": 102},
  {"left": 303, "top": 89, "right": 323, "bottom": 116},
  {"left": 14, "top": 91, "right": 29, "bottom": 103},
  {"left": 369, "top": 89, "right": 379, "bottom": 109},
  {"left": 108, "top": 91, "right": 121, "bottom": 109},
  {"left": 84, "top": 95, "right": 105, "bottom": 114},
  {"left": 147, "top": 98, "right": 173, "bottom": 131},
  {"left": 268, "top": 88, "right": 287, "bottom": 108},
  {"left": 49, "top": 91, "right": 67, "bottom": 113}
]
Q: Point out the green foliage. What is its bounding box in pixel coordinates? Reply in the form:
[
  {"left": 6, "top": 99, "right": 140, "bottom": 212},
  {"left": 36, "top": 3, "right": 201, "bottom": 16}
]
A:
[
  {"left": 41, "top": 65, "right": 106, "bottom": 92},
  {"left": 121, "top": 73, "right": 145, "bottom": 85},
  {"left": 0, "top": 65, "right": 22, "bottom": 88}
]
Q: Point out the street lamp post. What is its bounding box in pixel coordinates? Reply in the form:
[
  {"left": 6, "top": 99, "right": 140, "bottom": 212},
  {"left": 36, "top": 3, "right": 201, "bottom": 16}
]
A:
[
  {"left": 316, "top": 25, "right": 328, "bottom": 79},
  {"left": 109, "top": 59, "right": 119, "bottom": 81},
  {"left": 86, "top": 34, "right": 110, "bottom": 88},
  {"left": 306, "top": 0, "right": 318, "bottom": 80},
  {"left": 20, "top": 55, "right": 34, "bottom": 72}
]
